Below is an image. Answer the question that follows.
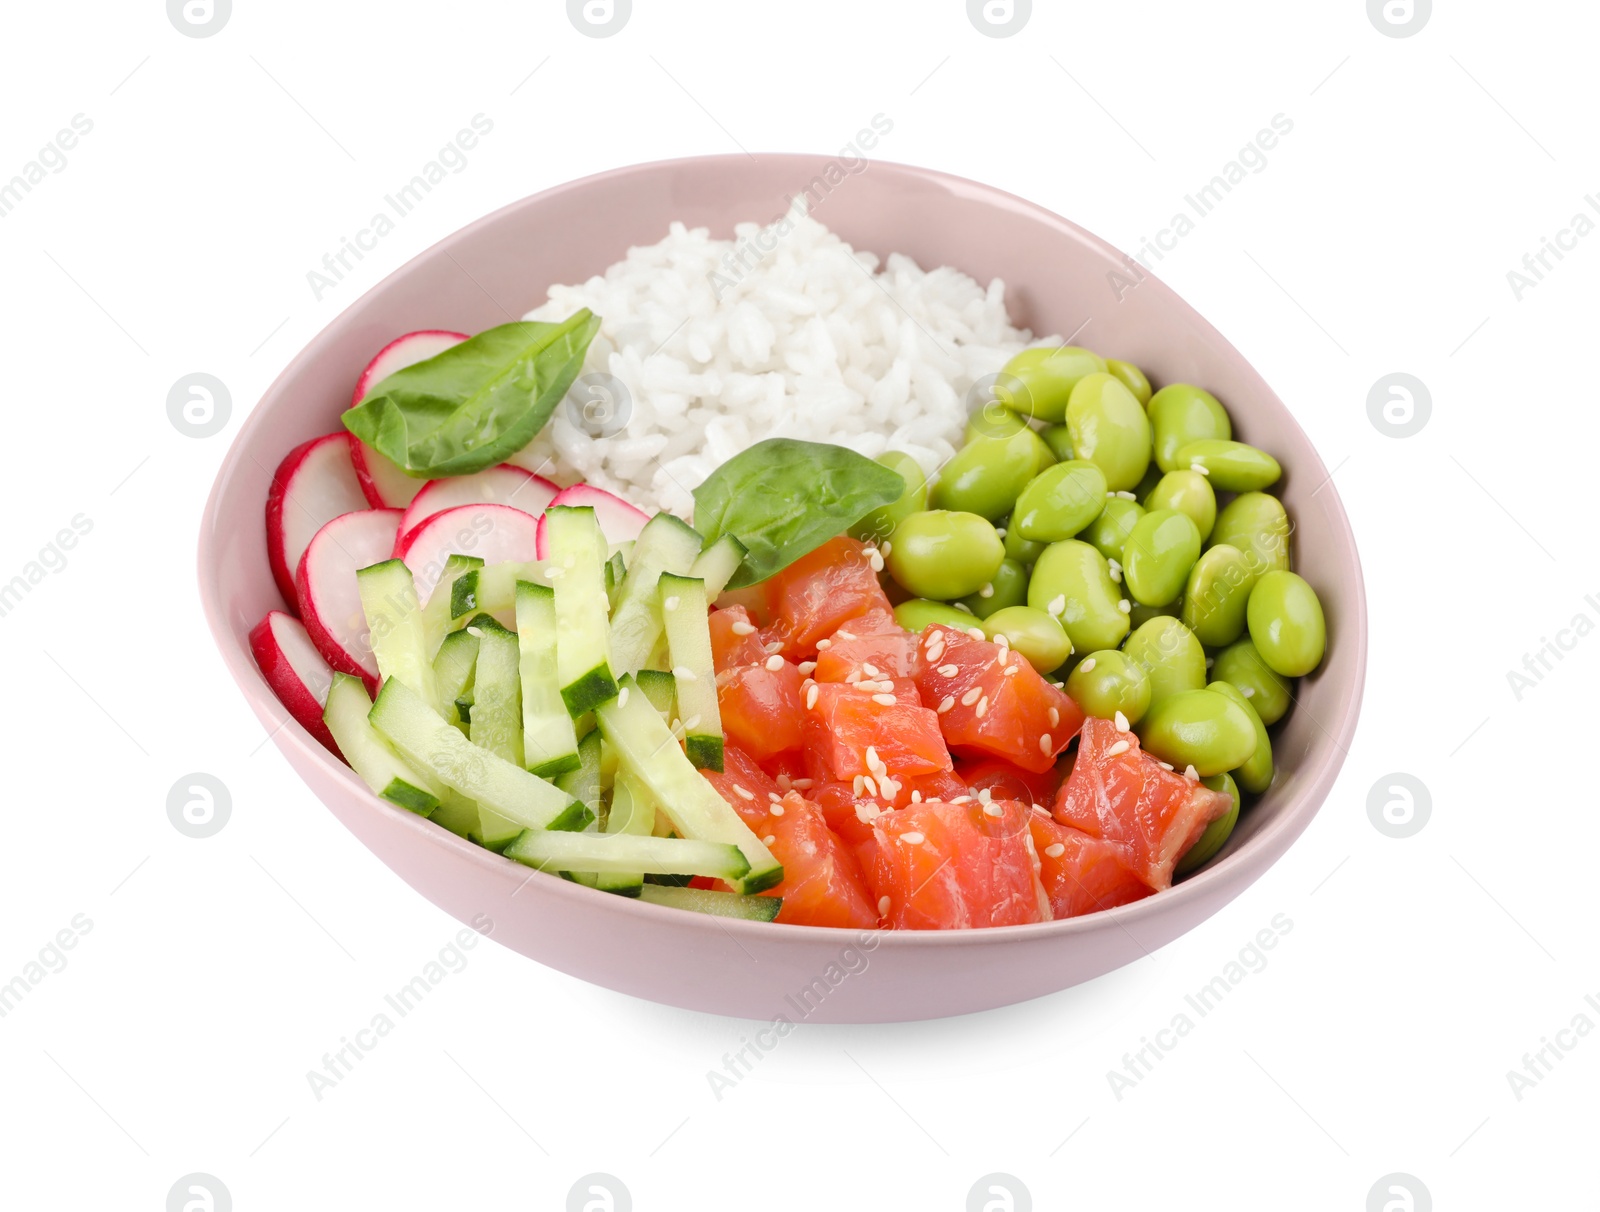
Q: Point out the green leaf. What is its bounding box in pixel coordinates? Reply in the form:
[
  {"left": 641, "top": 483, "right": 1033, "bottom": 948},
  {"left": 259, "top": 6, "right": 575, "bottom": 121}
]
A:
[
  {"left": 693, "top": 439, "right": 905, "bottom": 589},
  {"left": 342, "top": 310, "right": 601, "bottom": 479}
]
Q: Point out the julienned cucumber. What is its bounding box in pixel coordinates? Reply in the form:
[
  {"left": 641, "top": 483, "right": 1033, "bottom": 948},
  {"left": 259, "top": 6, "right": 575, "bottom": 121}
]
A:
[
  {"left": 659, "top": 573, "right": 723, "bottom": 771},
  {"left": 454, "top": 559, "right": 544, "bottom": 623},
  {"left": 633, "top": 668, "right": 678, "bottom": 721},
  {"left": 514, "top": 580, "right": 583, "bottom": 777},
  {"left": 542, "top": 506, "right": 619, "bottom": 715},
  {"left": 466, "top": 616, "right": 527, "bottom": 850},
  {"left": 504, "top": 830, "right": 749, "bottom": 881},
  {"left": 322, "top": 674, "right": 440, "bottom": 815},
  {"left": 689, "top": 534, "right": 749, "bottom": 599},
  {"left": 369, "top": 678, "right": 590, "bottom": 832},
  {"left": 431, "top": 626, "right": 480, "bottom": 732},
  {"left": 555, "top": 728, "right": 604, "bottom": 821},
  {"left": 593, "top": 768, "right": 657, "bottom": 896},
  {"left": 424, "top": 554, "right": 483, "bottom": 651},
  {"left": 358, "top": 559, "right": 437, "bottom": 706},
  {"left": 637, "top": 883, "right": 783, "bottom": 922},
  {"left": 596, "top": 676, "right": 782, "bottom": 894},
  {"left": 609, "top": 513, "right": 703, "bottom": 675}
]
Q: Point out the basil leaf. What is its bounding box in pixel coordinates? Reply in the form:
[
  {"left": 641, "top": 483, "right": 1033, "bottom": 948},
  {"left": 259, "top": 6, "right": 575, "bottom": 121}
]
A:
[
  {"left": 693, "top": 439, "right": 906, "bottom": 589},
  {"left": 342, "top": 310, "right": 601, "bottom": 479}
]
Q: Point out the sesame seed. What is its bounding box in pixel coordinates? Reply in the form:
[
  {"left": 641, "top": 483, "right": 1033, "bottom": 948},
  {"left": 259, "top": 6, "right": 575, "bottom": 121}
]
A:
[
  {"left": 978, "top": 582, "right": 995, "bottom": 599},
  {"left": 762, "top": 835, "right": 776, "bottom": 845},
  {"left": 961, "top": 687, "right": 982, "bottom": 706},
  {"left": 1114, "top": 710, "right": 1129, "bottom": 732},
  {"left": 770, "top": 802, "right": 785, "bottom": 816},
  {"left": 837, "top": 630, "right": 858, "bottom": 642},
  {"left": 866, "top": 745, "right": 879, "bottom": 765},
  {"left": 1003, "top": 663, "right": 1020, "bottom": 676},
  {"left": 465, "top": 626, "right": 485, "bottom": 638},
  {"left": 1048, "top": 707, "right": 1060, "bottom": 727},
  {"left": 878, "top": 895, "right": 891, "bottom": 915},
  {"left": 1108, "top": 563, "right": 1122, "bottom": 584},
  {"left": 815, "top": 638, "right": 832, "bottom": 650},
  {"left": 764, "top": 641, "right": 785, "bottom": 655},
  {"left": 994, "top": 632, "right": 1010, "bottom": 650},
  {"left": 938, "top": 696, "right": 955, "bottom": 714},
  {"left": 768, "top": 790, "right": 781, "bottom": 802},
  {"left": 792, "top": 778, "right": 814, "bottom": 790},
  {"left": 863, "top": 663, "right": 881, "bottom": 678},
  {"left": 1047, "top": 594, "right": 1066, "bottom": 617},
  {"left": 1050, "top": 680, "right": 1065, "bottom": 689},
  {"left": 938, "top": 664, "right": 959, "bottom": 677},
  {"left": 863, "top": 776, "right": 878, "bottom": 797},
  {"left": 926, "top": 646, "right": 945, "bottom": 664},
  {"left": 1105, "top": 740, "right": 1130, "bottom": 758},
  {"left": 798, "top": 661, "right": 817, "bottom": 675},
  {"left": 776, "top": 774, "right": 792, "bottom": 791},
  {"left": 953, "top": 601, "right": 974, "bottom": 614},
  {"left": 765, "top": 654, "right": 785, "bottom": 671},
  {"left": 967, "top": 627, "right": 986, "bottom": 640},
  {"left": 1158, "top": 761, "right": 1175, "bottom": 771},
  {"left": 1242, "top": 686, "right": 1256, "bottom": 698},
  {"left": 1117, "top": 490, "right": 1138, "bottom": 500},
  {"left": 731, "top": 620, "right": 756, "bottom": 636},
  {"left": 1190, "top": 461, "right": 1210, "bottom": 475},
  {"left": 1183, "top": 765, "right": 1199, "bottom": 781},
  {"left": 664, "top": 595, "right": 680, "bottom": 612},
  {"left": 544, "top": 565, "right": 564, "bottom": 579},
  {"left": 995, "top": 527, "right": 1007, "bottom": 538},
  {"left": 852, "top": 775, "right": 865, "bottom": 796},
  {"left": 984, "top": 803, "right": 1003, "bottom": 818},
  {"left": 733, "top": 784, "right": 755, "bottom": 801},
  {"left": 617, "top": 686, "right": 630, "bottom": 708},
  {"left": 872, "top": 693, "right": 897, "bottom": 706},
  {"left": 1106, "top": 490, "right": 1116, "bottom": 498},
  {"left": 846, "top": 671, "right": 863, "bottom": 684},
  {"left": 673, "top": 665, "right": 697, "bottom": 681},
  {"left": 951, "top": 795, "right": 972, "bottom": 805},
  {"left": 868, "top": 551, "right": 885, "bottom": 572},
  {"left": 1031, "top": 804, "right": 1051, "bottom": 818},
  {"left": 805, "top": 684, "right": 819, "bottom": 710},
  {"left": 881, "top": 541, "right": 892, "bottom": 557},
  {"left": 901, "top": 831, "right": 926, "bottom": 845},
  {"left": 1079, "top": 657, "right": 1096, "bottom": 672},
  {"left": 681, "top": 714, "right": 702, "bottom": 732},
  {"left": 1118, "top": 599, "right": 1131, "bottom": 614},
  {"left": 976, "top": 697, "right": 989, "bottom": 718},
  {"left": 910, "top": 789, "right": 922, "bottom": 803},
  {"left": 855, "top": 802, "right": 881, "bottom": 824},
  {"left": 1044, "top": 843, "right": 1066, "bottom": 858},
  {"left": 1040, "top": 733, "right": 1052, "bottom": 754}
]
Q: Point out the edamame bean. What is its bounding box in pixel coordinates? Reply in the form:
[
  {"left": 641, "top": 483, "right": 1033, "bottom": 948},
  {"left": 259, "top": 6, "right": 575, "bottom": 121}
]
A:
[
  {"left": 1176, "top": 772, "right": 1240, "bottom": 875},
  {"left": 1175, "top": 439, "right": 1281, "bottom": 492},
  {"left": 1066, "top": 372, "right": 1152, "bottom": 491},
  {"left": 982, "top": 606, "right": 1074, "bottom": 673},
  {"left": 966, "top": 405, "right": 1028, "bottom": 444},
  {"left": 1136, "top": 689, "right": 1257, "bottom": 777},
  {"left": 1247, "top": 571, "right": 1326, "bottom": 677},
  {"left": 1122, "top": 508, "right": 1201, "bottom": 607},
  {"left": 1210, "top": 638, "right": 1291, "bottom": 725},
  {"left": 1040, "top": 424, "right": 1074, "bottom": 462},
  {"left": 850, "top": 450, "right": 928, "bottom": 542},
  {"left": 932, "top": 425, "right": 1054, "bottom": 521},
  {"left": 1210, "top": 492, "right": 1291, "bottom": 574},
  {"left": 1180, "top": 544, "right": 1257, "bottom": 647},
  {"left": 1122, "top": 616, "right": 1207, "bottom": 707},
  {"left": 958, "top": 557, "right": 1030, "bottom": 619},
  {"left": 1082, "top": 497, "right": 1144, "bottom": 562},
  {"left": 1208, "top": 680, "right": 1273, "bottom": 795},
  {"left": 885, "top": 511, "right": 1004, "bottom": 600},
  {"left": 1105, "top": 358, "right": 1153, "bottom": 406},
  {"left": 1012, "top": 460, "right": 1108, "bottom": 542},
  {"left": 1002, "top": 518, "right": 1047, "bottom": 566},
  {"left": 894, "top": 597, "right": 982, "bottom": 634},
  {"left": 1148, "top": 384, "right": 1232, "bottom": 473},
  {"left": 1065, "top": 648, "right": 1152, "bottom": 725},
  {"left": 1027, "top": 539, "right": 1130, "bottom": 654},
  {"left": 1127, "top": 598, "right": 1181, "bottom": 630},
  {"left": 1144, "top": 470, "right": 1216, "bottom": 542},
  {"left": 999, "top": 346, "right": 1108, "bottom": 424}
]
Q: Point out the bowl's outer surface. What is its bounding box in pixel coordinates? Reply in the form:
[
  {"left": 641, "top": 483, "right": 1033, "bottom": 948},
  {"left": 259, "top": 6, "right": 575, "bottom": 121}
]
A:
[{"left": 200, "top": 155, "right": 1366, "bottom": 1023}]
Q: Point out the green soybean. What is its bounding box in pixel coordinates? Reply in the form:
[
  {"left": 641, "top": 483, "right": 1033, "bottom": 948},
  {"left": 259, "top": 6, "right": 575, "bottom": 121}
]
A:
[
  {"left": 1040, "top": 424, "right": 1075, "bottom": 462},
  {"left": 982, "top": 605, "right": 1074, "bottom": 673},
  {"left": 850, "top": 451, "right": 928, "bottom": 543},
  {"left": 1105, "top": 358, "right": 1153, "bottom": 407},
  {"left": 885, "top": 511, "right": 1004, "bottom": 601},
  {"left": 894, "top": 597, "right": 983, "bottom": 634},
  {"left": 1128, "top": 598, "right": 1181, "bottom": 630},
  {"left": 1122, "top": 616, "right": 1207, "bottom": 708},
  {"left": 999, "top": 346, "right": 1108, "bottom": 424},
  {"left": 1208, "top": 679, "right": 1273, "bottom": 795},
  {"left": 1181, "top": 544, "right": 1257, "bottom": 647},
  {"left": 1122, "top": 508, "right": 1202, "bottom": 607},
  {"left": 1065, "top": 649, "right": 1153, "bottom": 725},
  {"left": 958, "top": 557, "right": 1030, "bottom": 619},
  {"left": 1210, "top": 638, "right": 1291, "bottom": 726},
  {"left": 1211, "top": 492, "right": 1291, "bottom": 575},
  {"left": 1148, "top": 384, "right": 1232, "bottom": 473},
  {"left": 1144, "top": 470, "right": 1216, "bottom": 542},
  {"left": 1002, "top": 519, "right": 1047, "bottom": 566},
  {"left": 1136, "top": 689, "right": 1258, "bottom": 777},
  {"left": 1247, "top": 571, "right": 1326, "bottom": 677},
  {"left": 1012, "top": 460, "right": 1108, "bottom": 542},
  {"left": 1027, "top": 539, "right": 1130, "bottom": 655},
  {"left": 1175, "top": 439, "right": 1281, "bottom": 492},
  {"left": 1066, "top": 372, "right": 1152, "bottom": 491},
  {"left": 932, "top": 425, "right": 1054, "bottom": 521},
  {"left": 1176, "top": 772, "right": 1240, "bottom": 875},
  {"left": 1082, "top": 496, "right": 1144, "bottom": 562},
  {"left": 966, "top": 405, "right": 1029, "bottom": 444}
]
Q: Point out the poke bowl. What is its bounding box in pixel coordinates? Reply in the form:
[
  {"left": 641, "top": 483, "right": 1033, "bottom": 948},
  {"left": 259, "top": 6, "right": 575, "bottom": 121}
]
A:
[{"left": 198, "top": 154, "right": 1365, "bottom": 1023}]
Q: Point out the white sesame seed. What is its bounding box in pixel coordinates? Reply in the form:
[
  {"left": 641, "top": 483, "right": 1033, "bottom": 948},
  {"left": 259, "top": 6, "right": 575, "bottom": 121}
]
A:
[
  {"left": 1050, "top": 680, "right": 1065, "bottom": 689},
  {"left": 673, "top": 665, "right": 697, "bottom": 681},
  {"left": 951, "top": 796, "right": 972, "bottom": 805},
  {"left": 978, "top": 582, "right": 995, "bottom": 599},
  {"left": 733, "top": 784, "right": 755, "bottom": 801},
  {"left": 953, "top": 601, "right": 974, "bottom": 614},
  {"left": 1242, "top": 686, "right": 1255, "bottom": 698},
  {"left": 1105, "top": 740, "right": 1130, "bottom": 758},
  {"left": 976, "top": 697, "right": 989, "bottom": 718},
  {"left": 1114, "top": 710, "right": 1129, "bottom": 732},
  {"left": 815, "top": 638, "right": 832, "bottom": 650},
  {"left": 881, "top": 541, "right": 892, "bottom": 557},
  {"left": 837, "top": 630, "right": 858, "bottom": 642},
  {"left": 1183, "top": 764, "right": 1199, "bottom": 781},
  {"left": 878, "top": 895, "right": 891, "bottom": 915},
  {"left": 863, "top": 663, "right": 881, "bottom": 678},
  {"left": 465, "top": 626, "right": 485, "bottom": 638},
  {"left": 1191, "top": 460, "right": 1210, "bottom": 475},
  {"left": 1031, "top": 804, "right": 1051, "bottom": 818},
  {"left": 731, "top": 620, "right": 756, "bottom": 636},
  {"left": 994, "top": 632, "right": 1010, "bottom": 650},
  {"left": 776, "top": 774, "right": 792, "bottom": 791},
  {"left": 1108, "top": 563, "right": 1122, "bottom": 584},
  {"left": 868, "top": 551, "right": 885, "bottom": 572},
  {"left": 865, "top": 745, "right": 879, "bottom": 766},
  {"left": 1117, "top": 490, "right": 1138, "bottom": 500},
  {"left": 1003, "top": 663, "right": 1021, "bottom": 676},
  {"left": 1044, "top": 842, "right": 1066, "bottom": 858},
  {"left": 931, "top": 663, "right": 955, "bottom": 677},
  {"left": 617, "top": 686, "right": 629, "bottom": 708},
  {"left": 862, "top": 776, "right": 878, "bottom": 797},
  {"left": 967, "top": 627, "right": 986, "bottom": 640},
  {"left": 762, "top": 835, "right": 776, "bottom": 845},
  {"left": 681, "top": 714, "right": 702, "bottom": 732},
  {"left": 544, "top": 565, "right": 564, "bottom": 579},
  {"left": 1078, "top": 657, "right": 1097, "bottom": 673},
  {"left": 938, "top": 695, "right": 955, "bottom": 714},
  {"left": 1047, "top": 594, "right": 1066, "bottom": 618},
  {"left": 984, "top": 803, "right": 1003, "bottom": 818},
  {"left": 910, "top": 789, "right": 922, "bottom": 803},
  {"left": 961, "top": 687, "right": 982, "bottom": 706},
  {"left": 792, "top": 778, "right": 814, "bottom": 790},
  {"left": 872, "top": 693, "right": 897, "bottom": 706},
  {"left": 768, "top": 791, "right": 782, "bottom": 803},
  {"left": 1158, "top": 761, "right": 1175, "bottom": 771},
  {"left": 855, "top": 801, "right": 881, "bottom": 824},
  {"left": 764, "top": 640, "right": 785, "bottom": 655},
  {"left": 798, "top": 661, "right": 817, "bottom": 675},
  {"left": 764, "top": 654, "right": 785, "bottom": 671},
  {"left": 901, "top": 831, "right": 925, "bottom": 845},
  {"left": 1118, "top": 599, "right": 1131, "bottom": 613},
  {"left": 995, "top": 528, "right": 1007, "bottom": 538},
  {"left": 1040, "top": 733, "right": 1052, "bottom": 754},
  {"left": 663, "top": 595, "right": 680, "bottom": 612},
  {"left": 1106, "top": 490, "right": 1116, "bottom": 498},
  {"left": 805, "top": 684, "right": 819, "bottom": 710},
  {"left": 852, "top": 775, "right": 865, "bottom": 796}
]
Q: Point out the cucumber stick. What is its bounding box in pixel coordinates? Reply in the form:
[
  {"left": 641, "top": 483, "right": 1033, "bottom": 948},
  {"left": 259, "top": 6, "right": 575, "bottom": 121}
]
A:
[
  {"left": 593, "top": 768, "right": 657, "bottom": 896},
  {"left": 466, "top": 617, "right": 526, "bottom": 850},
  {"left": 454, "top": 560, "right": 545, "bottom": 624},
  {"left": 659, "top": 574, "right": 723, "bottom": 771},
  {"left": 423, "top": 554, "right": 483, "bottom": 654},
  {"left": 689, "top": 534, "right": 749, "bottom": 599},
  {"left": 504, "top": 830, "right": 749, "bottom": 881},
  {"left": 555, "top": 728, "right": 604, "bottom": 820},
  {"left": 358, "top": 559, "right": 437, "bottom": 707},
  {"left": 431, "top": 627, "right": 480, "bottom": 733},
  {"left": 514, "top": 581, "right": 583, "bottom": 777},
  {"left": 637, "top": 883, "right": 782, "bottom": 922},
  {"left": 633, "top": 668, "right": 678, "bottom": 722},
  {"left": 369, "top": 679, "right": 589, "bottom": 833},
  {"left": 542, "top": 507, "right": 619, "bottom": 715},
  {"left": 596, "top": 676, "right": 782, "bottom": 894},
  {"left": 322, "top": 674, "right": 440, "bottom": 815},
  {"left": 608, "top": 513, "right": 703, "bottom": 675}
]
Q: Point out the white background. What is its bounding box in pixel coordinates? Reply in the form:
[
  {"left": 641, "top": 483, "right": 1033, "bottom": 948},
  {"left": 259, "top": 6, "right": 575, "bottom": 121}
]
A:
[{"left": 2, "top": 1, "right": 1594, "bottom": 1208}]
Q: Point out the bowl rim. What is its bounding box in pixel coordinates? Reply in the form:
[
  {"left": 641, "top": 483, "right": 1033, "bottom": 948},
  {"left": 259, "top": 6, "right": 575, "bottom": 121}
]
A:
[{"left": 198, "top": 151, "right": 1368, "bottom": 948}]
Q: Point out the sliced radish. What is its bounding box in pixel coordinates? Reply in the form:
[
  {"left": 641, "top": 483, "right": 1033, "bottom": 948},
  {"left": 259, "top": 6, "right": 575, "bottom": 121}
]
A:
[
  {"left": 295, "top": 508, "right": 403, "bottom": 690},
  {"left": 536, "top": 483, "right": 651, "bottom": 557},
  {"left": 397, "top": 465, "right": 559, "bottom": 546},
  {"left": 349, "top": 330, "right": 469, "bottom": 508},
  {"left": 265, "top": 433, "right": 369, "bottom": 606},
  {"left": 394, "top": 503, "right": 542, "bottom": 604},
  {"left": 250, "top": 610, "right": 341, "bottom": 755}
]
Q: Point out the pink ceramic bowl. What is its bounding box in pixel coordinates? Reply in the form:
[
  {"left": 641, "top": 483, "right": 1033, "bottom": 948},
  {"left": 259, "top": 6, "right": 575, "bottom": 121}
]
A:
[{"left": 199, "top": 155, "right": 1365, "bottom": 1023}]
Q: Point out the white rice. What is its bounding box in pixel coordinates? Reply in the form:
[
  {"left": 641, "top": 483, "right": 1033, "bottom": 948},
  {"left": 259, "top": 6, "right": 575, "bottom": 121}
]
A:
[{"left": 515, "top": 213, "right": 1051, "bottom": 517}]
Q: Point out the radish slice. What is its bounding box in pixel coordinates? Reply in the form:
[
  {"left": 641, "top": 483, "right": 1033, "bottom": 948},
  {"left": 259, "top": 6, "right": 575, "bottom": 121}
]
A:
[
  {"left": 295, "top": 509, "right": 403, "bottom": 690},
  {"left": 536, "top": 483, "right": 651, "bottom": 558},
  {"left": 250, "top": 610, "right": 340, "bottom": 755},
  {"left": 397, "top": 465, "right": 559, "bottom": 546},
  {"left": 265, "top": 433, "right": 369, "bottom": 606},
  {"left": 349, "top": 330, "right": 469, "bottom": 508},
  {"left": 395, "top": 503, "right": 542, "bottom": 604}
]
